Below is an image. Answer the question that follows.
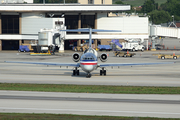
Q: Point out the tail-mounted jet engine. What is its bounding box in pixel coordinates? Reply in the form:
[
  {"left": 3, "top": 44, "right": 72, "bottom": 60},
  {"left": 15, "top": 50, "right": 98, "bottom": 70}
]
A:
[
  {"left": 72, "top": 53, "right": 81, "bottom": 62},
  {"left": 100, "top": 53, "right": 108, "bottom": 62}
]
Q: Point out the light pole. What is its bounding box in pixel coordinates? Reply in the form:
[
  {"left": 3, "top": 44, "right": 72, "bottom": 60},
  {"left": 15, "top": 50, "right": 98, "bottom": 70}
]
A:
[
  {"left": 172, "top": 15, "right": 174, "bottom": 23},
  {"left": 168, "top": 15, "right": 177, "bottom": 28},
  {"left": 134, "top": 7, "right": 136, "bottom": 15}
]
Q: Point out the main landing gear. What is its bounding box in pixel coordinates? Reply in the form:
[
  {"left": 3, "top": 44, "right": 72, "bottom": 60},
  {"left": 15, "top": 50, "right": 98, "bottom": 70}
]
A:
[
  {"left": 73, "top": 67, "right": 79, "bottom": 76},
  {"left": 100, "top": 68, "right": 106, "bottom": 76},
  {"left": 86, "top": 73, "right": 91, "bottom": 78}
]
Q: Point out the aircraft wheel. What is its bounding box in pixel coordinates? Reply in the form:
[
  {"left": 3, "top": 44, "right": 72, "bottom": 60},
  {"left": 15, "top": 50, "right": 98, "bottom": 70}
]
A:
[
  {"left": 80, "top": 48, "right": 83, "bottom": 52},
  {"left": 132, "top": 48, "right": 135, "bottom": 52},
  {"left": 161, "top": 56, "right": 165, "bottom": 60},
  {"left": 74, "top": 48, "right": 77, "bottom": 52},
  {"left": 77, "top": 70, "right": 79, "bottom": 75},
  {"left": 86, "top": 73, "right": 91, "bottom": 78},
  {"left": 173, "top": 56, "right": 177, "bottom": 60},
  {"left": 100, "top": 70, "right": 102, "bottom": 76},
  {"left": 104, "top": 70, "right": 106, "bottom": 76},
  {"left": 73, "top": 70, "right": 76, "bottom": 75}
]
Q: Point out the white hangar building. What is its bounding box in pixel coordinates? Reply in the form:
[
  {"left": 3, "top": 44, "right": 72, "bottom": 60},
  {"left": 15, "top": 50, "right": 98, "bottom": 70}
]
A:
[{"left": 0, "top": 0, "right": 149, "bottom": 51}]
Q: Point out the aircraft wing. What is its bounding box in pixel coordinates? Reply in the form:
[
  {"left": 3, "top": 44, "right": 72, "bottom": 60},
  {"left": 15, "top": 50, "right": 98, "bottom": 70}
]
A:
[
  {"left": 5, "top": 61, "right": 80, "bottom": 67},
  {"left": 98, "top": 62, "right": 174, "bottom": 67}
]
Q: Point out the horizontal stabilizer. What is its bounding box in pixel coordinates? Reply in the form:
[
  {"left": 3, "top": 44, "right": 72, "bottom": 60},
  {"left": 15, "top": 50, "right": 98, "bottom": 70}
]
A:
[{"left": 60, "top": 28, "right": 121, "bottom": 32}]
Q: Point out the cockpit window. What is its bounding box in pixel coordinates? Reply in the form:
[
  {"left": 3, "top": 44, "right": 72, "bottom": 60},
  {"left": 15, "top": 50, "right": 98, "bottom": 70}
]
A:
[
  {"left": 81, "top": 53, "right": 97, "bottom": 61},
  {"left": 82, "top": 56, "right": 95, "bottom": 60}
]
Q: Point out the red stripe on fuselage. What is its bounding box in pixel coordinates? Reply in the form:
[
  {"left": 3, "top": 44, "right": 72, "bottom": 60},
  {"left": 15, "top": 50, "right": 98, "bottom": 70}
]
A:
[{"left": 80, "top": 63, "right": 97, "bottom": 65}]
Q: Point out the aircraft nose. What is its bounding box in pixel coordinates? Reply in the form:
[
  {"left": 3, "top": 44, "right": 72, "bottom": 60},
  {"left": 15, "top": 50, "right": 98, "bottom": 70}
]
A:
[{"left": 83, "top": 65, "right": 94, "bottom": 72}]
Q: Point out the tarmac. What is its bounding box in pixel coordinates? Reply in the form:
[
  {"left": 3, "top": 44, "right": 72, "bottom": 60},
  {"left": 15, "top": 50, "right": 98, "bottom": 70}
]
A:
[
  {"left": 0, "top": 91, "right": 180, "bottom": 118},
  {"left": 0, "top": 50, "right": 180, "bottom": 86},
  {"left": 0, "top": 48, "right": 180, "bottom": 118}
]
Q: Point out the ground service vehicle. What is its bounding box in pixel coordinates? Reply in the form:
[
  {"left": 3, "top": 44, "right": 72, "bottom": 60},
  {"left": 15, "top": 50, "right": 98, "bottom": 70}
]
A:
[
  {"left": 73, "top": 45, "right": 88, "bottom": 52},
  {"left": 121, "top": 41, "right": 144, "bottom": 52},
  {"left": 114, "top": 51, "right": 135, "bottom": 57},
  {"left": 98, "top": 45, "right": 112, "bottom": 51},
  {"left": 18, "top": 45, "right": 30, "bottom": 52},
  {"left": 153, "top": 54, "right": 180, "bottom": 60}
]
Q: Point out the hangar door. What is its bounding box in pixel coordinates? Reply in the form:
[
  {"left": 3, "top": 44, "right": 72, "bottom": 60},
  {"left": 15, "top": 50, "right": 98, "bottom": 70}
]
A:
[{"left": 2, "top": 40, "right": 19, "bottom": 50}]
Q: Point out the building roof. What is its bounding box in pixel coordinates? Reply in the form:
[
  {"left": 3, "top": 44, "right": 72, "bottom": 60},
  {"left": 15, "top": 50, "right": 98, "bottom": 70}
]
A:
[{"left": 0, "top": 4, "right": 130, "bottom": 12}]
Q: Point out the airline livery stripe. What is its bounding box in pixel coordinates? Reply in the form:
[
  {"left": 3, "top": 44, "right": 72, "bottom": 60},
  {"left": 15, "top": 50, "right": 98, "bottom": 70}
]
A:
[
  {"left": 81, "top": 60, "right": 95, "bottom": 62},
  {"left": 80, "top": 63, "right": 97, "bottom": 65}
]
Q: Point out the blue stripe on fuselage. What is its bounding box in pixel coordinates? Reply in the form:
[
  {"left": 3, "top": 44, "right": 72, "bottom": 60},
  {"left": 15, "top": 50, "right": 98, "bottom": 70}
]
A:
[{"left": 81, "top": 60, "right": 96, "bottom": 62}]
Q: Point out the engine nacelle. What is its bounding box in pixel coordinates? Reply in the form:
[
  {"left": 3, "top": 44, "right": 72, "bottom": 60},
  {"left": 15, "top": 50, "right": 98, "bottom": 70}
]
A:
[
  {"left": 72, "top": 53, "right": 81, "bottom": 62},
  {"left": 100, "top": 53, "right": 108, "bottom": 62}
]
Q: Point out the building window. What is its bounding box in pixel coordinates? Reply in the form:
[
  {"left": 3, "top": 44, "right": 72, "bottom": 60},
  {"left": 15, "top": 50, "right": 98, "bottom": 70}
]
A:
[
  {"left": 2, "top": 40, "right": 19, "bottom": 50},
  {"left": 88, "top": 0, "right": 93, "bottom": 4},
  {"left": 65, "top": 15, "right": 78, "bottom": 34},
  {"left": 1, "top": 15, "right": 19, "bottom": 34},
  {"left": 81, "top": 15, "right": 95, "bottom": 34}
]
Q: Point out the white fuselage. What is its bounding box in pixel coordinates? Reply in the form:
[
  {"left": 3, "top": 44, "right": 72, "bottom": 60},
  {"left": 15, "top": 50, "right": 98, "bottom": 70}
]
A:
[{"left": 80, "top": 49, "right": 98, "bottom": 73}]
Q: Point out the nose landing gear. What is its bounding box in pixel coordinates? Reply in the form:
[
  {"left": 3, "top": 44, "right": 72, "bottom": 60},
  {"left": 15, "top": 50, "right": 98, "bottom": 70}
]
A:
[
  {"left": 73, "top": 67, "right": 79, "bottom": 76},
  {"left": 100, "top": 68, "right": 106, "bottom": 76},
  {"left": 86, "top": 73, "right": 91, "bottom": 78}
]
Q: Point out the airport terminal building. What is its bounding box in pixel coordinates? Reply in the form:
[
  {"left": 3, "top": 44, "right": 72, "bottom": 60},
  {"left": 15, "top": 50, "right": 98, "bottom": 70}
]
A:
[{"left": 0, "top": 0, "right": 149, "bottom": 51}]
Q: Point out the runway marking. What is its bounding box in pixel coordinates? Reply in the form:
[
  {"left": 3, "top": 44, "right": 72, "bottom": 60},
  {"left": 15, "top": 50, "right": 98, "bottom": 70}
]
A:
[{"left": 0, "top": 107, "right": 180, "bottom": 115}]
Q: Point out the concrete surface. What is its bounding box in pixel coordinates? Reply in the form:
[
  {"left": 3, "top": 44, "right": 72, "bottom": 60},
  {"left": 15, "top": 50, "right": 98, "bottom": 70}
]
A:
[
  {"left": 0, "top": 91, "right": 180, "bottom": 118},
  {"left": 0, "top": 50, "right": 180, "bottom": 118},
  {"left": 0, "top": 51, "right": 180, "bottom": 86}
]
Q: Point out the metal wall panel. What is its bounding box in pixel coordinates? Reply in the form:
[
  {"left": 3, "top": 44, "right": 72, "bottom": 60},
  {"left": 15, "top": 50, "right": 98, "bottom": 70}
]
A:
[
  {"left": 22, "top": 13, "right": 45, "bottom": 18},
  {"left": 97, "top": 13, "right": 107, "bottom": 19},
  {"left": 22, "top": 18, "right": 65, "bottom": 34},
  {"left": 22, "top": 18, "right": 53, "bottom": 34},
  {"left": 123, "top": 17, "right": 148, "bottom": 33},
  {"left": 97, "top": 17, "right": 148, "bottom": 34}
]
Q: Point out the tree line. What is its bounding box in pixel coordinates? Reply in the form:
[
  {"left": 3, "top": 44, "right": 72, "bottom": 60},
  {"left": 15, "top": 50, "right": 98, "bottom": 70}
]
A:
[{"left": 115, "top": 0, "right": 180, "bottom": 24}]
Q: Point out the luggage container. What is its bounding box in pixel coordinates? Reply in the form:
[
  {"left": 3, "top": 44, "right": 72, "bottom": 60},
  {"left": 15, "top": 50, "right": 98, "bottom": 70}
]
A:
[{"left": 18, "top": 45, "right": 30, "bottom": 52}]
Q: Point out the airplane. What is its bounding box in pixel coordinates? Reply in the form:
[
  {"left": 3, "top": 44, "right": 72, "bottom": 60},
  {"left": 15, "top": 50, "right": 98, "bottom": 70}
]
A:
[{"left": 5, "top": 28, "right": 173, "bottom": 78}]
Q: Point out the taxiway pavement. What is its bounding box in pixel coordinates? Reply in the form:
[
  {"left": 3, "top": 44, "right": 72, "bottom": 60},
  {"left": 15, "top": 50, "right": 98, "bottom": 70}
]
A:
[
  {"left": 0, "top": 91, "right": 180, "bottom": 118},
  {"left": 0, "top": 51, "right": 180, "bottom": 86},
  {"left": 0, "top": 51, "right": 180, "bottom": 118}
]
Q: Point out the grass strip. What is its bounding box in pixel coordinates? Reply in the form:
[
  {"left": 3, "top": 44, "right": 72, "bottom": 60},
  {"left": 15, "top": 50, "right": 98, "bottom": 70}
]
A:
[
  {"left": 0, "top": 113, "right": 179, "bottom": 120},
  {"left": 0, "top": 83, "right": 180, "bottom": 94}
]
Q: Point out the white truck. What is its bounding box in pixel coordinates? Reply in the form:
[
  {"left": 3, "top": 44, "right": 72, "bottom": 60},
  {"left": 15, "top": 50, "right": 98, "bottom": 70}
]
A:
[{"left": 121, "top": 38, "right": 145, "bottom": 52}]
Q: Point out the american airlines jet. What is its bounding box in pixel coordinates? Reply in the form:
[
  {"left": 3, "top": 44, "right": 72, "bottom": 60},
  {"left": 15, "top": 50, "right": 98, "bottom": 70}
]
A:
[{"left": 5, "top": 28, "right": 172, "bottom": 78}]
